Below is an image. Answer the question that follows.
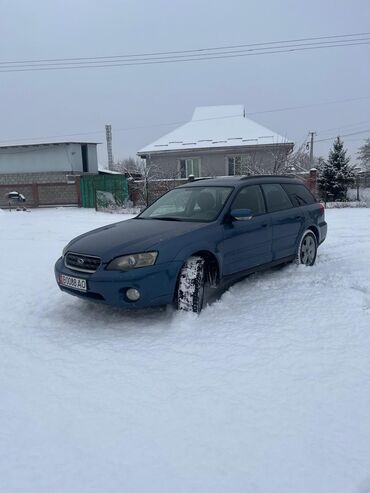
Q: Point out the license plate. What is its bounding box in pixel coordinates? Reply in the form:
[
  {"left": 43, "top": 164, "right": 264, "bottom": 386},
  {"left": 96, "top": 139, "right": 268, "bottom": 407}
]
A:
[{"left": 59, "top": 274, "right": 87, "bottom": 292}]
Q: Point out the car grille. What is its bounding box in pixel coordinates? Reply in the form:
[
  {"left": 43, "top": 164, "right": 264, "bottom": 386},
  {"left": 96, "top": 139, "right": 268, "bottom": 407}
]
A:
[{"left": 65, "top": 252, "right": 101, "bottom": 273}]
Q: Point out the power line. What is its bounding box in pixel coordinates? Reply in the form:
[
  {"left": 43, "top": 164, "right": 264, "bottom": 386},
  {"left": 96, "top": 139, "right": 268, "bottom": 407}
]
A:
[
  {"left": 316, "top": 128, "right": 370, "bottom": 142},
  {"left": 317, "top": 118, "right": 370, "bottom": 134},
  {"left": 1, "top": 35, "right": 369, "bottom": 73},
  {"left": 1, "top": 42, "right": 369, "bottom": 73},
  {"left": 247, "top": 96, "right": 370, "bottom": 115},
  {"left": 3, "top": 31, "right": 370, "bottom": 64},
  {"left": 1, "top": 94, "right": 370, "bottom": 146},
  {"left": 343, "top": 137, "right": 370, "bottom": 143},
  {"left": 2, "top": 37, "right": 370, "bottom": 69},
  {"left": 1, "top": 31, "right": 369, "bottom": 66}
]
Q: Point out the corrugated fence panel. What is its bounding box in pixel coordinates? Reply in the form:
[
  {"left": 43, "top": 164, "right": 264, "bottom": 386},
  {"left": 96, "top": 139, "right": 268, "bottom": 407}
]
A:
[{"left": 80, "top": 175, "right": 128, "bottom": 208}]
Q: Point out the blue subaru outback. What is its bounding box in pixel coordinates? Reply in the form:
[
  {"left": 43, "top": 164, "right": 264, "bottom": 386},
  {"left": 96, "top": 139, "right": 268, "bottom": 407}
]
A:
[{"left": 55, "top": 175, "right": 327, "bottom": 313}]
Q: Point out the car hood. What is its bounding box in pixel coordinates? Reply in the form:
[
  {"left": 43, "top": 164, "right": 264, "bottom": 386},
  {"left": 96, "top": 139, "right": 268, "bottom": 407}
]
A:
[{"left": 65, "top": 218, "right": 206, "bottom": 261}]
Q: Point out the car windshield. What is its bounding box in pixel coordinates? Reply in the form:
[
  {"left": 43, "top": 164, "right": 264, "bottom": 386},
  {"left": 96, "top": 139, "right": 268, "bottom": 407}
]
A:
[{"left": 138, "top": 186, "right": 233, "bottom": 222}]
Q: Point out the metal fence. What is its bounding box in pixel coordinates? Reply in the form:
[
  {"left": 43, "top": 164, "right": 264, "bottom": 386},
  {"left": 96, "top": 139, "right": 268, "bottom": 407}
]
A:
[{"left": 80, "top": 175, "right": 128, "bottom": 208}]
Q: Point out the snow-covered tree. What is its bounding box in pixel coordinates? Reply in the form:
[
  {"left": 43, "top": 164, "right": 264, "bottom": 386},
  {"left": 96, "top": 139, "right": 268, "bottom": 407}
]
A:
[
  {"left": 357, "top": 137, "right": 370, "bottom": 171},
  {"left": 318, "top": 137, "right": 354, "bottom": 201}
]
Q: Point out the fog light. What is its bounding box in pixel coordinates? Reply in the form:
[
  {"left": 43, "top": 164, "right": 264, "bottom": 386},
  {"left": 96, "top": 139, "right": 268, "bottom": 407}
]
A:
[{"left": 126, "top": 288, "right": 141, "bottom": 301}]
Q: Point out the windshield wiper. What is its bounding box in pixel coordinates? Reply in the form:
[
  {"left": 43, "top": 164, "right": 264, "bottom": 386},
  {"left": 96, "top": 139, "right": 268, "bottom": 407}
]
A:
[{"left": 151, "top": 217, "right": 183, "bottom": 221}]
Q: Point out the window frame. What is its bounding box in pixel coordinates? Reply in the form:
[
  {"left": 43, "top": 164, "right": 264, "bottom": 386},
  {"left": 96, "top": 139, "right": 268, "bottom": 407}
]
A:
[
  {"left": 229, "top": 184, "right": 267, "bottom": 217},
  {"left": 178, "top": 157, "right": 201, "bottom": 178},
  {"left": 281, "top": 183, "right": 317, "bottom": 207}
]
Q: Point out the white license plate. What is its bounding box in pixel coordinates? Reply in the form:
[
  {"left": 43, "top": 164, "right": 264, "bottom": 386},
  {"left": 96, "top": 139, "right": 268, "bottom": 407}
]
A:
[{"left": 59, "top": 274, "right": 87, "bottom": 292}]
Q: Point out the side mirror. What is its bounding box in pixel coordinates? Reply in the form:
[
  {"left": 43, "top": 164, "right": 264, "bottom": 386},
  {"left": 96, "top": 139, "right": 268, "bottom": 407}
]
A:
[{"left": 230, "top": 208, "right": 253, "bottom": 221}]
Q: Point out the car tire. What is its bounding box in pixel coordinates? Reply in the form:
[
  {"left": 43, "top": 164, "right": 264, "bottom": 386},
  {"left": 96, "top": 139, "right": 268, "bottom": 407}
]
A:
[
  {"left": 297, "top": 230, "right": 318, "bottom": 266},
  {"left": 177, "top": 256, "right": 205, "bottom": 313}
]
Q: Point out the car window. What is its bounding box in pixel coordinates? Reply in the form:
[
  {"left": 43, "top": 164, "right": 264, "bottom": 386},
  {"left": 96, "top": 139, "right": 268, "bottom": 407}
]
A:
[
  {"left": 148, "top": 188, "right": 190, "bottom": 216},
  {"left": 231, "top": 185, "right": 266, "bottom": 215},
  {"left": 138, "top": 186, "right": 233, "bottom": 222},
  {"left": 262, "top": 184, "right": 293, "bottom": 213},
  {"left": 282, "top": 183, "right": 316, "bottom": 207}
]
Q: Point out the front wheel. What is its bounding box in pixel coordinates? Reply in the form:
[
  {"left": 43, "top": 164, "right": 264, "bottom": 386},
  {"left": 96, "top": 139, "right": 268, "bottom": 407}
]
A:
[
  {"left": 297, "top": 230, "right": 318, "bottom": 266},
  {"left": 176, "top": 256, "right": 205, "bottom": 313}
]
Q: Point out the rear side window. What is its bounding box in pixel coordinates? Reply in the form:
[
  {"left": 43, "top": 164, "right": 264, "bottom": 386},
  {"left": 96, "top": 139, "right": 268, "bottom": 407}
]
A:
[
  {"left": 262, "top": 184, "right": 292, "bottom": 213},
  {"left": 231, "top": 185, "right": 266, "bottom": 215},
  {"left": 282, "top": 183, "right": 316, "bottom": 207}
]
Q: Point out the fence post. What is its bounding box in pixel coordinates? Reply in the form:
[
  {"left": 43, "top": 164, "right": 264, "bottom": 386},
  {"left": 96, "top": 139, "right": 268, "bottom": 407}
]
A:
[{"left": 75, "top": 176, "right": 82, "bottom": 207}]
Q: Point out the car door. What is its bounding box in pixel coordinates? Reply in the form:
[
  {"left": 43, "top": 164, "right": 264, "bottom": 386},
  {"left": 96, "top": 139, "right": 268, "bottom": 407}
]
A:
[
  {"left": 222, "top": 185, "right": 272, "bottom": 276},
  {"left": 261, "top": 183, "right": 305, "bottom": 260}
]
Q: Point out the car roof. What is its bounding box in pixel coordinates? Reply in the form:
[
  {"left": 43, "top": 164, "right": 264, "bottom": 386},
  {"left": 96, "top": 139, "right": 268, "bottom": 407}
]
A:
[{"left": 177, "top": 175, "right": 304, "bottom": 188}]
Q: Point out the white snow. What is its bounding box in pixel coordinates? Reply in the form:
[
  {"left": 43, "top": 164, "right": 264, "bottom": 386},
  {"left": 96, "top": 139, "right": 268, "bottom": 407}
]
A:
[
  {"left": 1, "top": 207, "right": 370, "bottom": 493},
  {"left": 138, "top": 105, "right": 291, "bottom": 153},
  {"left": 97, "top": 163, "right": 122, "bottom": 174}
]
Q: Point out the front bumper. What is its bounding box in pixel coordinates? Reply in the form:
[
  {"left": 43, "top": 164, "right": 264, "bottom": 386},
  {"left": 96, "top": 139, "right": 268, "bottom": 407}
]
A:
[{"left": 55, "top": 257, "right": 183, "bottom": 308}]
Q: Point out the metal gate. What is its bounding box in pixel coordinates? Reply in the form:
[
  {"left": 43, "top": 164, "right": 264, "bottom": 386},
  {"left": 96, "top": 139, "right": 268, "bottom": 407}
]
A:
[{"left": 80, "top": 175, "right": 128, "bottom": 208}]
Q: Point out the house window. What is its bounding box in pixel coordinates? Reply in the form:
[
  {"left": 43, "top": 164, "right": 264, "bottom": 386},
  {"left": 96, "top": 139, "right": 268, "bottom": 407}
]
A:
[
  {"left": 179, "top": 158, "right": 201, "bottom": 178},
  {"left": 227, "top": 155, "right": 253, "bottom": 175}
]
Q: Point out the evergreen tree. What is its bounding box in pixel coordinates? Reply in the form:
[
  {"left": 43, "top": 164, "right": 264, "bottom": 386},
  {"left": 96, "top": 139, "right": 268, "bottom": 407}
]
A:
[{"left": 318, "top": 137, "right": 354, "bottom": 201}]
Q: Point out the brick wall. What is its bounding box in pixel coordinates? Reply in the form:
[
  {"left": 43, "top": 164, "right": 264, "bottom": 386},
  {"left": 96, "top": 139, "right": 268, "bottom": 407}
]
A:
[
  {"left": 0, "top": 171, "right": 72, "bottom": 185},
  {"left": 0, "top": 185, "right": 35, "bottom": 207},
  {"left": 37, "top": 183, "right": 79, "bottom": 206},
  {"left": 0, "top": 172, "right": 81, "bottom": 208}
]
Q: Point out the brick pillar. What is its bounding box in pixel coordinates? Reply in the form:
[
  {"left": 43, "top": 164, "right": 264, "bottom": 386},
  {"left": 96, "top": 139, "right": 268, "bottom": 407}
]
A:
[
  {"left": 308, "top": 168, "right": 317, "bottom": 195},
  {"left": 32, "top": 183, "right": 39, "bottom": 207}
]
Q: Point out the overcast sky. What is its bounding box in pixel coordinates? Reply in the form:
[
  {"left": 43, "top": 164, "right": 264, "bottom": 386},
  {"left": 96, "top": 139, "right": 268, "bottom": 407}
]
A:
[{"left": 1, "top": 0, "right": 370, "bottom": 165}]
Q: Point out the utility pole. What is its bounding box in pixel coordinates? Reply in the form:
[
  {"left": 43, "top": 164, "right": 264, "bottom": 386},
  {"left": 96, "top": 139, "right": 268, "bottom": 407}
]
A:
[
  {"left": 309, "top": 131, "right": 316, "bottom": 168},
  {"left": 105, "top": 124, "right": 113, "bottom": 170}
]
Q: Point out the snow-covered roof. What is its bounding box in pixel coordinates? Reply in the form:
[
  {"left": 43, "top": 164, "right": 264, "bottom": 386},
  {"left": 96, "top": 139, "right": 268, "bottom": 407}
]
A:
[
  {"left": 98, "top": 163, "right": 122, "bottom": 175},
  {"left": 138, "top": 105, "right": 292, "bottom": 154},
  {"left": 0, "top": 141, "right": 100, "bottom": 149}
]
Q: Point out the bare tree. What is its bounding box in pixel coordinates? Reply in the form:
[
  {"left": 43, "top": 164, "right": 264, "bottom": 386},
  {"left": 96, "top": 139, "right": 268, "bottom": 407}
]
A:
[
  {"left": 113, "top": 157, "right": 143, "bottom": 176},
  {"left": 357, "top": 137, "right": 370, "bottom": 171},
  {"left": 267, "top": 146, "right": 291, "bottom": 174},
  {"left": 117, "top": 157, "right": 182, "bottom": 207},
  {"left": 229, "top": 146, "right": 295, "bottom": 175},
  {"left": 281, "top": 143, "right": 313, "bottom": 173}
]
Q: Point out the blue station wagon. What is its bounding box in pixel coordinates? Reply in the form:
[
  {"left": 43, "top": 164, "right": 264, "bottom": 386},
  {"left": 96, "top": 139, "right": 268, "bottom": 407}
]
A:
[{"left": 55, "top": 175, "right": 327, "bottom": 313}]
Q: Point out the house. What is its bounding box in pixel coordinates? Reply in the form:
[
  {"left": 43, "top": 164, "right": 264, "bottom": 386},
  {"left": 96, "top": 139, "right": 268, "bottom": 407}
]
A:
[
  {"left": 0, "top": 141, "right": 99, "bottom": 207},
  {"left": 137, "top": 105, "right": 294, "bottom": 178},
  {"left": 0, "top": 141, "right": 99, "bottom": 177}
]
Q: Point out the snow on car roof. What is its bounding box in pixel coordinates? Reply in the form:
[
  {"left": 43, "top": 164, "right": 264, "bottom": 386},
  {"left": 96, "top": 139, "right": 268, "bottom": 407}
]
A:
[{"left": 138, "top": 105, "right": 292, "bottom": 154}]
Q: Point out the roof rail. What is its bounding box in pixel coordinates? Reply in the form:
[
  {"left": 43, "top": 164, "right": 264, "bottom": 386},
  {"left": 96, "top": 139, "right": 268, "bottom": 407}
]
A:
[
  {"left": 239, "top": 174, "right": 296, "bottom": 180},
  {"left": 188, "top": 176, "right": 215, "bottom": 182}
]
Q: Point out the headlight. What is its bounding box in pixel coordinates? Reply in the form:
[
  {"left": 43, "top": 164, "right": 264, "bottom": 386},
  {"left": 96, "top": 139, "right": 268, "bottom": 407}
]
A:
[{"left": 106, "top": 252, "right": 158, "bottom": 271}]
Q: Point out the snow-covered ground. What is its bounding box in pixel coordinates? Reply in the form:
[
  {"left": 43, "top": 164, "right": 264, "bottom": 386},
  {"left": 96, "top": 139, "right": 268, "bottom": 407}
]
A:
[{"left": 1, "top": 207, "right": 370, "bottom": 493}]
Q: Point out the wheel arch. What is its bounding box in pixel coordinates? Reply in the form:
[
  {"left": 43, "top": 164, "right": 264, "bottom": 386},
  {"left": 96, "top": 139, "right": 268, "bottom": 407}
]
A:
[
  {"left": 306, "top": 224, "right": 320, "bottom": 244},
  {"left": 190, "top": 250, "right": 220, "bottom": 287},
  {"left": 173, "top": 250, "right": 221, "bottom": 302}
]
